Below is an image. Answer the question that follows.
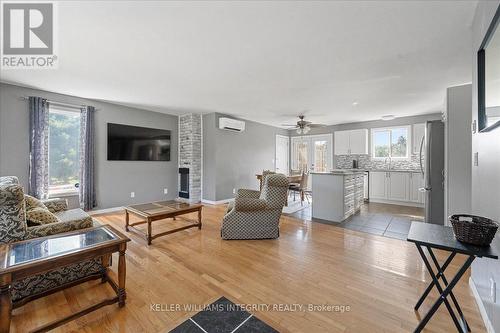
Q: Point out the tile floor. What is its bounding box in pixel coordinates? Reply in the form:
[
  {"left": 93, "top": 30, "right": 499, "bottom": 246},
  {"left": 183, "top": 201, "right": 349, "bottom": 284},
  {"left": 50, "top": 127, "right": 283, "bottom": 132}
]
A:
[
  {"left": 170, "top": 297, "right": 277, "bottom": 333},
  {"left": 288, "top": 201, "right": 424, "bottom": 240}
]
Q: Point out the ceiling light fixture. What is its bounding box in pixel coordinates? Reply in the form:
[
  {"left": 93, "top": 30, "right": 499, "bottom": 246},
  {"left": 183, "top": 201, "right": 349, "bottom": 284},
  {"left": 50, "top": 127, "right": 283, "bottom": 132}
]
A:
[
  {"left": 381, "top": 115, "right": 395, "bottom": 121},
  {"left": 296, "top": 126, "right": 311, "bottom": 135},
  {"left": 352, "top": 101, "right": 359, "bottom": 106}
]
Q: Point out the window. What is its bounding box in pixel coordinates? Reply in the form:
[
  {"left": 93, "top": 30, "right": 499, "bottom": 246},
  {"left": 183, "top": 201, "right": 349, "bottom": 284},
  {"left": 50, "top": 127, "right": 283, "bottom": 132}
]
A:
[
  {"left": 48, "top": 107, "right": 81, "bottom": 195},
  {"left": 371, "top": 126, "right": 410, "bottom": 159},
  {"left": 291, "top": 135, "right": 332, "bottom": 172}
]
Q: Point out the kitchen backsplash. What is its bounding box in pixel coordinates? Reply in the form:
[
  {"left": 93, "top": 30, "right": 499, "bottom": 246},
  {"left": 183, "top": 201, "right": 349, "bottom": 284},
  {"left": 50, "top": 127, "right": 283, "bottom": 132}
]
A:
[{"left": 335, "top": 153, "right": 422, "bottom": 171}]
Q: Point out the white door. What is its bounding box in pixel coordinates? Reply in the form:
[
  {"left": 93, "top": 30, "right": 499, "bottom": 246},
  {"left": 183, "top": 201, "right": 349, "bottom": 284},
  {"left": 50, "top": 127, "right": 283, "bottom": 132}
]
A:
[
  {"left": 291, "top": 135, "right": 333, "bottom": 173},
  {"left": 369, "top": 172, "right": 387, "bottom": 200},
  {"left": 275, "top": 135, "right": 289, "bottom": 175},
  {"left": 311, "top": 135, "right": 333, "bottom": 172},
  {"left": 334, "top": 131, "right": 350, "bottom": 155},
  {"left": 349, "top": 129, "right": 369, "bottom": 154},
  {"left": 388, "top": 172, "right": 410, "bottom": 201}
]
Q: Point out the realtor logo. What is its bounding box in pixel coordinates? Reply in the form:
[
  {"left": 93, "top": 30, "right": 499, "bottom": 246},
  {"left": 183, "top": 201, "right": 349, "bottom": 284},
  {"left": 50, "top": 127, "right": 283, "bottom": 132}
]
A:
[{"left": 1, "top": 2, "right": 58, "bottom": 68}]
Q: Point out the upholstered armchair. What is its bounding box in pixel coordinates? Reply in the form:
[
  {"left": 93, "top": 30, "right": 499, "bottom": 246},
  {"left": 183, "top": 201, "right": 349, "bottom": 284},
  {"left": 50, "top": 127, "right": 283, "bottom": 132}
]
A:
[
  {"left": 221, "top": 173, "right": 289, "bottom": 240},
  {"left": 0, "top": 176, "right": 103, "bottom": 304}
]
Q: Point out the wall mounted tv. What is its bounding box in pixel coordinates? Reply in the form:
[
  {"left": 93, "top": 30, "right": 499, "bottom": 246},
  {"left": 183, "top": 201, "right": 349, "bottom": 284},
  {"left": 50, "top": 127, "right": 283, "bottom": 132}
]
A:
[{"left": 107, "top": 123, "right": 171, "bottom": 161}]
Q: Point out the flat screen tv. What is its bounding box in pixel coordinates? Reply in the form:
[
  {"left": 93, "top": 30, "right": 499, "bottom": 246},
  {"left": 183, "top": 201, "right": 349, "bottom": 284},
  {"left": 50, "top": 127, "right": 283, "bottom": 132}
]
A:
[{"left": 107, "top": 123, "right": 171, "bottom": 161}]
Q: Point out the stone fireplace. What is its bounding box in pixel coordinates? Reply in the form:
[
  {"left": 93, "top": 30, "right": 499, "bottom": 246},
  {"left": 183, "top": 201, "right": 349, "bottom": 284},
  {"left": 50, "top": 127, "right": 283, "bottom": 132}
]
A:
[{"left": 178, "top": 114, "right": 201, "bottom": 202}]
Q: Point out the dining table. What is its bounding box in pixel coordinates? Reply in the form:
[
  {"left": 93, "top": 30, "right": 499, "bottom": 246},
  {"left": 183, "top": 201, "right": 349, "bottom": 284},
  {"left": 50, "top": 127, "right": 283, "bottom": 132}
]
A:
[{"left": 255, "top": 173, "right": 302, "bottom": 191}]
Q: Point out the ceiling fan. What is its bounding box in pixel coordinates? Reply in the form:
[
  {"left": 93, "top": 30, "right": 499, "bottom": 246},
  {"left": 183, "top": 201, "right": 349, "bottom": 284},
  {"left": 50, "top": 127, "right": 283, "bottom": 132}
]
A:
[{"left": 281, "top": 115, "right": 326, "bottom": 135}]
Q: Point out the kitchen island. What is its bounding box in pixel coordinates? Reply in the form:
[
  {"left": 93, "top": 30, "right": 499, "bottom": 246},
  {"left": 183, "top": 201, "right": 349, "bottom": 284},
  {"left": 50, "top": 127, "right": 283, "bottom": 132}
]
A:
[{"left": 311, "top": 170, "right": 365, "bottom": 222}]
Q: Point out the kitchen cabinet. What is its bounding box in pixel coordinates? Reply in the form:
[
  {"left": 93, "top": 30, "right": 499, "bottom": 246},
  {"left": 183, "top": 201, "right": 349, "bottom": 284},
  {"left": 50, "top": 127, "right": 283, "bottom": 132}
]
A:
[
  {"left": 334, "top": 131, "right": 350, "bottom": 155},
  {"left": 369, "top": 171, "right": 387, "bottom": 200},
  {"left": 413, "top": 123, "right": 426, "bottom": 154},
  {"left": 334, "top": 129, "right": 368, "bottom": 155},
  {"left": 312, "top": 171, "right": 365, "bottom": 222},
  {"left": 369, "top": 171, "right": 423, "bottom": 206},
  {"left": 409, "top": 172, "right": 425, "bottom": 204},
  {"left": 387, "top": 172, "right": 409, "bottom": 201}
]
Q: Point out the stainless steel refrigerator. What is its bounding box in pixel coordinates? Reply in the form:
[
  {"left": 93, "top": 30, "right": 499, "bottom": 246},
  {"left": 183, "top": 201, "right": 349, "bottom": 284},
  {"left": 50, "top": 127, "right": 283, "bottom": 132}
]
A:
[{"left": 419, "top": 120, "right": 445, "bottom": 225}]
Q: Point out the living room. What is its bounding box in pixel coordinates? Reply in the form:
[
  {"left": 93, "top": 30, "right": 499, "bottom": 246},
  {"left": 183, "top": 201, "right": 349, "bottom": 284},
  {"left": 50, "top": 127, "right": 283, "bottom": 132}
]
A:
[{"left": 1, "top": 1, "right": 500, "bottom": 333}]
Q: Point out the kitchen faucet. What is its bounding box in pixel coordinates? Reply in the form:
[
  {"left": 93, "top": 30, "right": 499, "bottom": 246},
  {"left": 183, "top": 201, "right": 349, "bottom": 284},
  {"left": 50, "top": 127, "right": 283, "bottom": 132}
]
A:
[{"left": 384, "top": 156, "right": 392, "bottom": 169}]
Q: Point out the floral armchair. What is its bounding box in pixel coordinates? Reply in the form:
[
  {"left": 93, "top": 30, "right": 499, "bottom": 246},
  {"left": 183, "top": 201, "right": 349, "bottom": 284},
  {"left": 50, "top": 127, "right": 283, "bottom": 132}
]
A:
[
  {"left": 0, "top": 176, "right": 103, "bottom": 304},
  {"left": 221, "top": 173, "right": 289, "bottom": 240}
]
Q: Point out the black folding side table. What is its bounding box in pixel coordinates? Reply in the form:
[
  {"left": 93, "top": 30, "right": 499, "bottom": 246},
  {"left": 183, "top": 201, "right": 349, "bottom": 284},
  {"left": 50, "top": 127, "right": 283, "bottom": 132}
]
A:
[{"left": 407, "top": 222, "right": 499, "bottom": 333}]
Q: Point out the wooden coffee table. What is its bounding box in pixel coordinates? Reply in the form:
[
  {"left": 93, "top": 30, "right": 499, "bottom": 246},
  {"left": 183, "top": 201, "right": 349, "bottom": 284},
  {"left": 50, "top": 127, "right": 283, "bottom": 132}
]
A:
[
  {"left": 0, "top": 225, "right": 130, "bottom": 333},
  {"left": 124, "top": 200, "right": 202, "bottom": 245}
]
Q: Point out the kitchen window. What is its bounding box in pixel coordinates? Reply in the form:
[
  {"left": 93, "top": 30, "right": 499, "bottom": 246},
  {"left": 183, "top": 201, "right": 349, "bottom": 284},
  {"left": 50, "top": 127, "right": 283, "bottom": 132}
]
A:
[
  {"left": 371, "top": 126, "right": 410, "bottom": 159},
  {"left": 48, "top": 106, "right": 81, "bottom": 196}
]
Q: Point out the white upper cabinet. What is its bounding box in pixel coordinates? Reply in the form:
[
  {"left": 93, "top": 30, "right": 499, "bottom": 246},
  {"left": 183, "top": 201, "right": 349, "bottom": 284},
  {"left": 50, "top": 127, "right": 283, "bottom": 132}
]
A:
[
  {"left": 334, "top": 129, "right": 368, "bottom": 155},
  {"left": 412, "top": 123, "right": 426, "bottom": 154},
  {"left": 349, "top": 129, "right": 369, "bottom": 154},
  {"left": 334, "top": 131, "right": 350, "bottom": 155}
]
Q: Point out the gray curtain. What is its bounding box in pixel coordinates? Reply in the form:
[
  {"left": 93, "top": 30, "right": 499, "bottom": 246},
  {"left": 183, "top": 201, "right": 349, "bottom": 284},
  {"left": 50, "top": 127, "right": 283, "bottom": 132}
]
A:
[
  {"left": 79, "top": 106, "right": 96, "bottom": 210},
  {"left": 28, "top": 97, "right": 49, "bottom": 199}
]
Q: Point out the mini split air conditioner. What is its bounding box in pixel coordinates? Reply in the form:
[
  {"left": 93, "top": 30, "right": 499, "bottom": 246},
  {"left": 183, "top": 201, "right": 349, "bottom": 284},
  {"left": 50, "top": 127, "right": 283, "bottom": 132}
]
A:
[{"left": 218, "top": 117, "right": 245, "bottom": 132}]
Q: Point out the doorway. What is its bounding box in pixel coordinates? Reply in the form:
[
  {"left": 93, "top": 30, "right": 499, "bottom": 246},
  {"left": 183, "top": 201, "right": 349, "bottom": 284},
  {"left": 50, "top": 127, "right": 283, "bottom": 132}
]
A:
[
  {"left": 275, "top": 135, "right": 289, "bottom": 175},
  {"left": 290, "top": 134, "right": 333, "bottom": 173}
]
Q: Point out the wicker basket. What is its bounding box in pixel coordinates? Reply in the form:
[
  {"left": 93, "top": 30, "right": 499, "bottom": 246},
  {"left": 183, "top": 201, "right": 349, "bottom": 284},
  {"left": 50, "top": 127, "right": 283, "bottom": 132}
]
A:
[{"left": 450, "top": 214, "right": 498, "bottom": 246}]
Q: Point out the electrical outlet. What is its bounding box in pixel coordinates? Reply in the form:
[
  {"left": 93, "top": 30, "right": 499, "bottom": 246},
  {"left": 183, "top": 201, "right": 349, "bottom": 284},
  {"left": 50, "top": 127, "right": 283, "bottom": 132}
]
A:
[
  {"left": 490, "top": 278, "right": 497, "bottom": 303},
  {"left": 233, "top": 188, "right": 236, "bottom": 194},
  {"left": 130, "top": 192, "right": 135, "bottom": 198},
  {"left": 474, "top": 152, "right": 479, "bottom": 166},
  {"left": 164, "top": 188, "right": 168, "bottom": 195}
]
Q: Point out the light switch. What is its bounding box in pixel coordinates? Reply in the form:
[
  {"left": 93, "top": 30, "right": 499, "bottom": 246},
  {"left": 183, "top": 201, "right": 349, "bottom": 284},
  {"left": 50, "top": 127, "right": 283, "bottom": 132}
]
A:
[{"left": 474, "top": 152, "right": 479, "bottom": 166}]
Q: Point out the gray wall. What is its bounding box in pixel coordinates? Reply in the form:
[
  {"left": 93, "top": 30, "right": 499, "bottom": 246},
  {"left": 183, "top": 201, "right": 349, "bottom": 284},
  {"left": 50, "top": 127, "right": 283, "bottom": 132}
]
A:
[
  {"left": 202, "top": 113, "right": 217, "bottom": 201},
  {"left": 470, "top": 1, "right": 500, "bottom": 332},
  {"left": 202, "top": 113, "right": 288, "bottom": 201},
  {"left": 289, "top": 113, "right": 442, "bottom": 167},
  {"left": 445, "top": 84, "right": 472, "bottom": 221},
  {"left": 0, "top": 82, "right": 178, "bottom": 209}
]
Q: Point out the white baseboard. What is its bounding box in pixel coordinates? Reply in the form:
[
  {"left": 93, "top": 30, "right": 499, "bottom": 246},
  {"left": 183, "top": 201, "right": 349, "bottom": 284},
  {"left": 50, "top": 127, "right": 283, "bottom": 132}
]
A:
[
  {"left": 201, "top": 198, "right": 233, "bottom": 205},
  {"left": 368, "top": 198, "right": 424, "bottom": 208},
  {"left": 469, "top": 277, "right": 495, "bottom": 333},
  {"left": 89, "top": 206, "right": 124, "bottom": 215}
]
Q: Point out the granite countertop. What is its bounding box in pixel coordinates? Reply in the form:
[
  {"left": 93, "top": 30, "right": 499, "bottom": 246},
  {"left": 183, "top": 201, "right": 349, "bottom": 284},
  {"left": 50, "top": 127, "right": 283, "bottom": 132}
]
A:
[
  {"left": 311, "top": 169, "right": 422, "bottom": 175},
  {"left": 341, "top": 168, "right": 421, "bottom": 173},
  {"left": 311, "top": 170, "right": 366, "bottom": 175}
]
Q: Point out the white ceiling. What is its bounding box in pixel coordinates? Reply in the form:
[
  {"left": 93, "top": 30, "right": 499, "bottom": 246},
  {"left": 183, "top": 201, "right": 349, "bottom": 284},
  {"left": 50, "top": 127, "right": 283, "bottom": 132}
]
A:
[{"left": 0, "top": 1, "right": 477, "bottom": 127}]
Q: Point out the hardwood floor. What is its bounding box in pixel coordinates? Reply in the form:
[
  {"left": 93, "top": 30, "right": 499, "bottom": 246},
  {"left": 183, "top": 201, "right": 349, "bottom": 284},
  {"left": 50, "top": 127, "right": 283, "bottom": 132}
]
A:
[{"left": 10, "top": 204, "right": 486, "bottom": 332}]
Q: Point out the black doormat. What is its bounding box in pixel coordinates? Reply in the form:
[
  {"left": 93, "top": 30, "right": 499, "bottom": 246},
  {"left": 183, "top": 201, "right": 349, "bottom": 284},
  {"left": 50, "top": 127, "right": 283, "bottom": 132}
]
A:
[{"left": 169, "top": 297, "right": 278, "bottom": 333}]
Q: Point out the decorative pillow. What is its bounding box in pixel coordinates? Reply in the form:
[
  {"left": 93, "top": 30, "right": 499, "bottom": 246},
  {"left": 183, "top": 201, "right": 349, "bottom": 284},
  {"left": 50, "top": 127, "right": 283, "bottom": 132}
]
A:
[
  {"left": 26, "top": 207, "right": 60, "bottom": 226},
  {"left": 24, "top": 194, "right": 46, "bottom": 210}
]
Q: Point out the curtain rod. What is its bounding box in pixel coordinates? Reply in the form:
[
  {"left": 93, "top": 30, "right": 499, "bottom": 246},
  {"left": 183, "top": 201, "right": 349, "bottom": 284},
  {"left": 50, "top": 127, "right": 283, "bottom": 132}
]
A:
[{"left": 20, "top": 96, "right": 90, "bottom": 110}]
